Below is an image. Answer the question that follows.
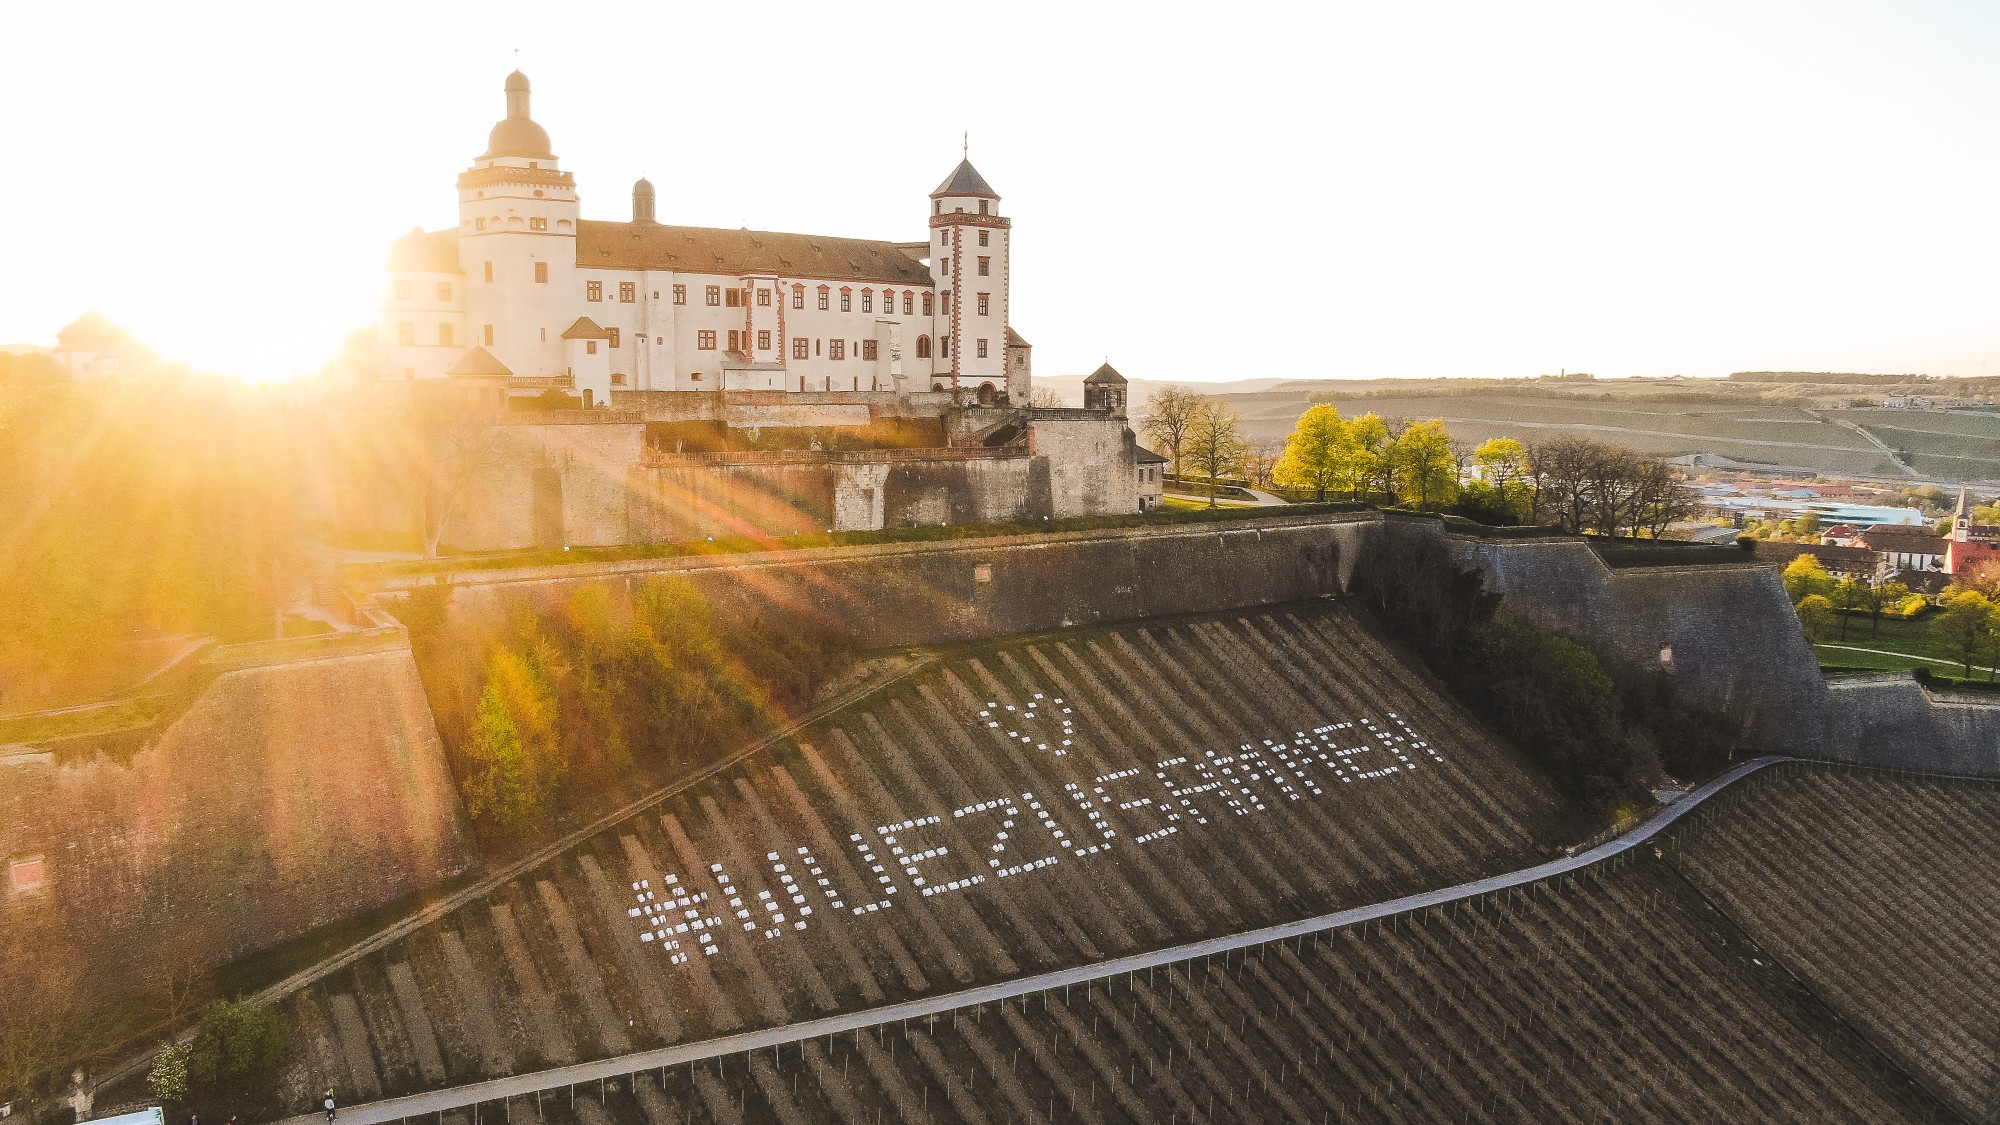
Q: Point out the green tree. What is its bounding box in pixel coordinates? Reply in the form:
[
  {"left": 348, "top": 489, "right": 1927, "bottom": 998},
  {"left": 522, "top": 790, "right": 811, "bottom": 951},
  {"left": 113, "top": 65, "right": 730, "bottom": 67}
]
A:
[
  {"left": 1862, "top": 578, "right": 1910, "bottom": 637},
  {"left": 186, "top": 998, "right": 289, "bottom": 1089},
  {"left": 1392, "top": 419, "right": 1459, "bottom": 510},
  {"left": 1334, "top": 412, "right": 1389, "bottom": 500},
  {"left": 1781, "top": 554, "right": 1833, "bottom": 602},
  {"left": 1183, "top": 398, "right": 1248, "bottom": 508},
  {"left": 1932, "top": 592, "right": 1998, "bottom": 678},
  {"left": 461, "top": 645, "right": 564, "bottom": 830},
  {"left": 1794, "top": 593, "right": 1836, "bottom": 643},
  {"left": 1271, "top": 404, "right": 1347, "bottom": 501},
  {"left": 1828, "top": 578, "right": 1867, "bottom": 641},
  {"left": 1472, "top": 437, "right": 1529, "bottom": 487}
]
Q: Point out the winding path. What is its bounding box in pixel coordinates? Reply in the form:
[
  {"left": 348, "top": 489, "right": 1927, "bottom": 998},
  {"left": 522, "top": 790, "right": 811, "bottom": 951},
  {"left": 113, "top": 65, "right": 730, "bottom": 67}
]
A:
[{"left": 266, "top": 756, "right": 1788, "bottom": 1125}]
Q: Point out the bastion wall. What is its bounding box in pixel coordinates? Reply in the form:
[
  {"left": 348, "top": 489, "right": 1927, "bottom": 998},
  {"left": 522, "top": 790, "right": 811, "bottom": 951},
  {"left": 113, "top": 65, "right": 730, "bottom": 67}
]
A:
[
  {"left": 388, "top": 510, "right": 1997, "bottom": 776},
  {"left": 0, "top": 630, "right": 474, "bottom": 993}
]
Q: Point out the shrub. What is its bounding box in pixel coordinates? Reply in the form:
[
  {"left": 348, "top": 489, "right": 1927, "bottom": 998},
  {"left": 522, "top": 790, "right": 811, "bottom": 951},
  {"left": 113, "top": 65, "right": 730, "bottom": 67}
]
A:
[
  {"left": 147, "top": 1042, "right": 191, "bottom": 1103},
  {"left": 185, "top": 998, "right": 289, "bottom": 1089}
]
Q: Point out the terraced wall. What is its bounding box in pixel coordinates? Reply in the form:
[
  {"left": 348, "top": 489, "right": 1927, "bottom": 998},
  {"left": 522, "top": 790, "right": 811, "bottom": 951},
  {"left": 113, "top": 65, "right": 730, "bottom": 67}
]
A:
[
  {"left": 244, "top": 602, "right": 1570, "bottom": 1115},
  {"left": 0, "top": 632, "right": 473, "bottom": 994}
]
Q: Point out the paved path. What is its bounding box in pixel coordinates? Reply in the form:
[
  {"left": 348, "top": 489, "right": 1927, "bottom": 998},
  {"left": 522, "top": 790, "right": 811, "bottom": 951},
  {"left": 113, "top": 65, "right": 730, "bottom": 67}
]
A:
[
  {"left": 267, "top": 757, "right": 1788, "bottom": 1125},
  {"left": 1816, "top": 642, "right": 1998, "bottom": 677}
]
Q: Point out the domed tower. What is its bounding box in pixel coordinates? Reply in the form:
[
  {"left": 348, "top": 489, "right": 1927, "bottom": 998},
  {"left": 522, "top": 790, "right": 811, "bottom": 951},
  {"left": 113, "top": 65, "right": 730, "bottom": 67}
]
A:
[
  {"left": 928, "top": 156, "right": 1009, "bottom": 394},
  {"left": 456, "top": 71, "right": 579, "bottom": 381},
  {"left": 632, "top": 177, "right": 656, "bottom": 224}
]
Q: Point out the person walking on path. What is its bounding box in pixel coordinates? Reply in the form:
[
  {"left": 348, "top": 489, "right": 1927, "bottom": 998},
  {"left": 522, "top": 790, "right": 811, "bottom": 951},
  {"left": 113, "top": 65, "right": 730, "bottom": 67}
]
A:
[{"left": 323, "top": 1089, "right": 337, "bottom": 1124}]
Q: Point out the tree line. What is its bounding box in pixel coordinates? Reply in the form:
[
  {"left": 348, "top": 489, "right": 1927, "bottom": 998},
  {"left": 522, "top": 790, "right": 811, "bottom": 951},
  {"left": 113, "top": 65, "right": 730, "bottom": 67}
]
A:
[
  {"left": 1139, "top": 387, "right": 1696, "bottom": 535},
  {"left": 399, "top": 577, "right": 850, "bottom": 840}
]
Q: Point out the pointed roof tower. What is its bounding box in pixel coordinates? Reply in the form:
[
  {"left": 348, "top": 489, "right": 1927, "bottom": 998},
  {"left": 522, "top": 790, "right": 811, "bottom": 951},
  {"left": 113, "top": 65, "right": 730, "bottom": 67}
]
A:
[{"left": 931, "top": 159, "right": 998, "bottom": 199}]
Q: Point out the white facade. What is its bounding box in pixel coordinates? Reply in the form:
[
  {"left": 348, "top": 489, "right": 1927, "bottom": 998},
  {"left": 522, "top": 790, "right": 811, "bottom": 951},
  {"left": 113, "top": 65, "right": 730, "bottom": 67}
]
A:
[{"left": 378, "top": 72, "right": 1028, "bottom": 404}]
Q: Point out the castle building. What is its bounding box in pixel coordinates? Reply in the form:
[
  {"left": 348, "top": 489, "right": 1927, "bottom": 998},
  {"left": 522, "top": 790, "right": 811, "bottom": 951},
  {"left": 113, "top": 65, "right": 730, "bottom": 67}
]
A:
[{"left": 380, "top": 72, "right": 1028, "bottom": 407}]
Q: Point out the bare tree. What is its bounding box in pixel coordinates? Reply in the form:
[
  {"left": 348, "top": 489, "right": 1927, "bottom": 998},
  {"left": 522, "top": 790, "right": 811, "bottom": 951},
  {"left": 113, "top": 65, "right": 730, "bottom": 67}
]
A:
[
  {"left": 1028, "top": 386, "right": 1066, "bottom": 409},
  {"left": 1183, "top": 398, "right": 1248, "bottom": 508},
  {"left": 1139, "top": 384, "right": 1202, "bottom": 480},
  {"left": 414, "top": 418, "right": 506, "bottom": 559}
]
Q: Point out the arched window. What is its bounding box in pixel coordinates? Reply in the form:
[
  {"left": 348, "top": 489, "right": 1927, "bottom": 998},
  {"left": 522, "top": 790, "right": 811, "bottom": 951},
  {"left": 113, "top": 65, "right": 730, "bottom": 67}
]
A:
[
  {"left": 916, "top": 335, "right": 931, "bottom": 359},
  {"left": 977, "top": 381, "right": 997, "bottom": 406},
  {"left": 922, "top": 293, "right": 934, "bottom": 317}
]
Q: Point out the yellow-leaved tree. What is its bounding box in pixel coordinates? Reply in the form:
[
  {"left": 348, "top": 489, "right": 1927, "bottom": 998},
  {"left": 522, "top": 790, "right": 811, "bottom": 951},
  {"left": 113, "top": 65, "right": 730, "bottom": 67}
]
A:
[
  {"left": 1392, "top": 419, "right": 1459, "bottom": 510},
  {"left": 1272, "top": 404, "right": 1348, "bottom": 502}
]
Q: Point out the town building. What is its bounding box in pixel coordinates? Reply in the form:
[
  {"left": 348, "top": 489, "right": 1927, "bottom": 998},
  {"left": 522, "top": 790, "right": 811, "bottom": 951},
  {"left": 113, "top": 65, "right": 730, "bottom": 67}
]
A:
[
  {"left": 1944, "top": 487, "right": 2000, "bottom": 575},
  {"left": 1855, "top": 524, "right": 1945, "bottom": 574}
]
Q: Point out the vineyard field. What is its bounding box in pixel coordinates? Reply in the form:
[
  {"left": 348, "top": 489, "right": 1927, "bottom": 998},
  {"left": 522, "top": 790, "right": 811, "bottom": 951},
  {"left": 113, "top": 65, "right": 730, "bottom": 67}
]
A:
[
  {"left": 233, "top": 601, "right": 1570, "bottom": 1115},
  {"left": 1668, "top": 763, "right": 2000, "bottom": 1122}
]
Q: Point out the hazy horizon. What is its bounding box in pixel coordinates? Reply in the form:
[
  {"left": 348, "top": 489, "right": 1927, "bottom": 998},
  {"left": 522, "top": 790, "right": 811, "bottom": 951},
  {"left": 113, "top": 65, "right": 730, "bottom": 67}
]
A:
[{"left": 11, "top": 1, "right": 2000, "bottom": 383}]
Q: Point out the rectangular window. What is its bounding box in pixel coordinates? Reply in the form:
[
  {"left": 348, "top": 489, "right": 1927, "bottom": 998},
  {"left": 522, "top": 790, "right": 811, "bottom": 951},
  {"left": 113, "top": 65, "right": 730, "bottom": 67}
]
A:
[
  {"left": 484, "top": 324, "right": 494, "bottom": 346},
  {"left": 587, "top": 280, "right": 603, "bottom": 301},
  {"left": 793, "top": 337, "right": 809, "bottom": 359},
  {"left": 620, "top": 282, "right": 636, "bottom": 302},
  {"left": 840, "top": 290, "right": 852, "bottom": 312},
  {"left": 726, "top": 288, "right": 742, "bottom": 307},
  {"left": 609, "top": 328, "right": 621, "bottom": 348},
  {"left": 903, "top": 293, "right": 914, "bottom": 315},
  {"left": 862, "top": 339, "right": 878, "bottom": 360},
  {"left": 530, "top": 216, "right": 548, "bottom": 231},
  {"left": 698, "top": 330, "right": 717, "bottom": 350},
  {"left": 727, "top": 329, "right": 740, "bottom": 351},
  {"left": 439, "top": 323, "right": 454, "bottom": 347},
  {"left": 757, "top": 288, "right": 771, "bottom": 307},
  {"left": 793, "top": 287, "right": 805, "bottom": 309},
  {"left": 586, "top": 340, "right": 598, "bottom": 355},
  {"left": 612, "top": 373, "right": 627, "bottom": 386},
  {"left": 672, "top": 284, "right": 686, "bottom": 304},
  {"left": 923, "top": 293, "right": 934, "bottom": 316},
  {"left": 941, "top": 335, "right": 949, "bottom": 356},
  {"left": 757, "top": 330, "right": 771, "bottom": 350},
  {"left": 861, "top": 291, "right": 873, "bottom": 313},
  {"left": 475, "top": 217, "right": 487, "bottom": 231},
  {"left": 534, "top": 262, "right": 548, "bottom": 284},
  {"left": 978, "top": 256, "right": 990, "bottom": 276},
  {"left": 396, "top": 321, "right": 414, "bottom": 345},
  {"left": 977, "top": 338, "right": 989, "bottom": 358},
  {"left": 483, "top": 261, "right": 493, "bottom": 282},
  {"left": 977, "top": 293, "right": 990, "bottom": 316},
  {"left": 979, "top": 230, "right": 989, "bottom": 247},
  {"left": 393, "top": 280, "right": 412, "bottom": 301},
  {"left": 706, "top": 285, "right": 722, "bottom": 306},
  {"left": 938, "top": 230, "right": 947, "bottom": 245},
  {"left": 437, "top": 281, "right": 453, "bottom": 302},
  {"left": 829, "top": 339, "right": 845, "bottom": 360},
  {"left": 817, "top": 289, "right": 830, "bottom": 310}
]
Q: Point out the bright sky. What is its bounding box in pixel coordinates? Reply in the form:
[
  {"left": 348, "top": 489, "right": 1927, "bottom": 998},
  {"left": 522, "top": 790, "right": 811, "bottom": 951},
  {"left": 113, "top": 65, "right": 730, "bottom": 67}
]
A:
[{"left": 7, "top": 0, "right": 2000, "bottom": 382}]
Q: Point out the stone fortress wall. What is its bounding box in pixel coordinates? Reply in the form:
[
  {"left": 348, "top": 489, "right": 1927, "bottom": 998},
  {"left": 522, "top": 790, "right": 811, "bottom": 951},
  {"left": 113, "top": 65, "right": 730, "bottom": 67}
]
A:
[
  {"left": 423, "top": 392, "right": 1140, "bottom": 551},
  {"left": 382, "top": 509, "right": 1997, "bottom": 777},
  {"left": 0, "top": 628, "right": 474, "bottom": 993}
]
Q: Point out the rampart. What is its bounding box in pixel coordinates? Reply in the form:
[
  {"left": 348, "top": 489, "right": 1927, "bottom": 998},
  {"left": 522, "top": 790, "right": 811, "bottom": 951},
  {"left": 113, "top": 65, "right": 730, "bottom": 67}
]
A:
[
  {"left": 0, "top": 629, "right": 473, "bottom": 993},
  {"left": 367, "top": 509, "right": 1997, "bottom": 776}
]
